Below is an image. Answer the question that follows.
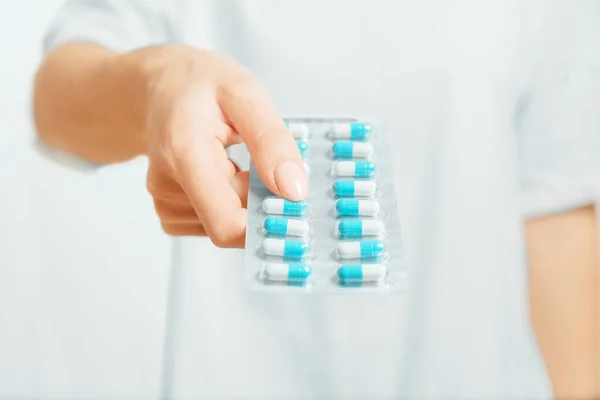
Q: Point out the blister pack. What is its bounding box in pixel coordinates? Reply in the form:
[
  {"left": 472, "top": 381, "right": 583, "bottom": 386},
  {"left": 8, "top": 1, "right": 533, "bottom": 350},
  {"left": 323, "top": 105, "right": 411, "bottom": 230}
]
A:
[{"left": 244, "top": 117, "right": 408, "bottom": 293}]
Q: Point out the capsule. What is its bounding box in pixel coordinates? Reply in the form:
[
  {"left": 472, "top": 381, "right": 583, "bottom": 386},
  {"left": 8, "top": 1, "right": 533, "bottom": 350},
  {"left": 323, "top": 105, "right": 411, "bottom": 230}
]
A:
[
  {"left": 262, "top": 198, "right": 307, "bottom": 216},
  {"left": 335, "top": 199, "right": 380, "bottom": 217},
  {"left": 297, "top": 141, "right": 308, "bottom": 158},
  {"left": 337, "top": 240, "right": 385, "bottom": 259},
  {"left": 263, "top": 238, "right": 308, "bottom": 259},
  {"left": 330, "top": 122, "right": 372, "bottom": 141},
  {"left": 333, "top": 180, "right": 376, "bottom": 197},
  {"left": 337, "top": 219, "right": 385, "bottom": 237},
  {"left": 332, "top": 141, "right": 373, "bottom": 159},
  {"left": 263, "top": 263, "right": 312, "bottom": 283},
  {"left": 337, "top": 264, "right": 386, "bottom": 285},
  {"left": 285, "top": 122, "right": 310, "bottom": 140},
  {"left": 263, "top": 216, "right": 310, "bottom": 237},
  {"left": 333, "top": 161, "right": 376, "bottom": 178}
]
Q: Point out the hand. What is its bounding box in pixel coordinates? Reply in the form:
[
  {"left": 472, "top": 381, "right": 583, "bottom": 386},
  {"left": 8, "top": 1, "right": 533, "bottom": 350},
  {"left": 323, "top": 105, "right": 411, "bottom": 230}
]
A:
[{"left": 122, "top": 45, "right": 307, "bottom": 248}]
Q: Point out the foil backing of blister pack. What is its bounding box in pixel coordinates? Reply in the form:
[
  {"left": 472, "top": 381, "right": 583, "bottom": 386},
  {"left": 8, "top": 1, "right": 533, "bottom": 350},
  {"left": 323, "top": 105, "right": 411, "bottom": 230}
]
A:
[{"left": 244, "top": 117, "right": 408, "bottom": 294}]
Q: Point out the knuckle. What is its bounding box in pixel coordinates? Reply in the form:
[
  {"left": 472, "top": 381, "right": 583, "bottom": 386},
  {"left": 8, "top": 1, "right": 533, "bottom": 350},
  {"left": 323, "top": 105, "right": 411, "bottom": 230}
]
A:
[
  {"left": 254, "top": 124, "right": 287, "bottom": 148},
  {"left": 210, "top": 231, "right": 236, "bottom": 248},
  {"left": 163, "top": 134, "right": 189, "bottom": 166},
  {"left": 147, "top": 154, "right": 179, "bottom": 193},
  {"left": 160, "top": 222, "right": 176, "bottom": 236},
  {"left": 164, "top": 132, "right": 200, "bottom": 172},
  {"left": 146, "top": 172, "right": 160, "bottom": 196},
  {"left": 209, "top": 218, "right": 244, "bottom": 248},
  {"left": 152, "top": 195, "right": 198, "bottom": 223},
  {"left": 210, "top": 235, "right": 231, "bottom": 248},
  {"left": 150, "top": 113, "right": 203, "bottom": 170},
  {"left": 154, "top": 197, "right": 176, "bottom": 223},
  {"left": 153, "top": 200, "right": 170, "bottom": 221},
  {"left": 226, "top": 74, "right": 264, "bottom": 102},
  {"left": 146, "top": 161, "right": 188, "bottom": 202},
  {"left": 146, "top": 170, "right": 174, "bottom": 200}
]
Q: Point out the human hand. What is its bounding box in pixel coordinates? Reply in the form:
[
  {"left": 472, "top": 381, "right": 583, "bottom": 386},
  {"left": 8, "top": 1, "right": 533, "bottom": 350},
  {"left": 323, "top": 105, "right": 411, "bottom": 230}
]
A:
[{"left": 121, "top": 45, "right": 307, "bottom": 247}]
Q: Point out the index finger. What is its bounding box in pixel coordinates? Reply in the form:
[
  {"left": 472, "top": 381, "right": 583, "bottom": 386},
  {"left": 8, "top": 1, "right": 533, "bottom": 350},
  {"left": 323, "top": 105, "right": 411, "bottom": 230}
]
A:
[
  {"left": 177, "top": 137, "right": 247, "bottom": 248},
  {"left": 170, "top": 94, "right": 248, "bottom": 248},
  {"left": 218, "top": 75, "right": 307, "bottom": 201}
]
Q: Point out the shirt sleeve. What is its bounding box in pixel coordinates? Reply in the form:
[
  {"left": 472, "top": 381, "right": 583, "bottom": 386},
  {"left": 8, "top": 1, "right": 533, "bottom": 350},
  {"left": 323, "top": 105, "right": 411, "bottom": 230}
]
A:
[
  {"left": 44, "top": 0, "right": 181, "bottom": 53},
  {"left": 516, "top": 2, "right": 600, "bottom": 218},
  {"left": 37, "top": 0, "right": 182, "bottom": 169}
]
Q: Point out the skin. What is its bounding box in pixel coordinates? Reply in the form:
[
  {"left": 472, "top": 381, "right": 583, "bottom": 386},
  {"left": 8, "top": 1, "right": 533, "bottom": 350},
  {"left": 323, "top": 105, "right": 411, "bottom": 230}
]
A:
[
  {"left": 34, "top": 43, "right": 598, "bottom": 398},
  {"left": 527, "top": 205, "right": 599, "bottom": 399}
]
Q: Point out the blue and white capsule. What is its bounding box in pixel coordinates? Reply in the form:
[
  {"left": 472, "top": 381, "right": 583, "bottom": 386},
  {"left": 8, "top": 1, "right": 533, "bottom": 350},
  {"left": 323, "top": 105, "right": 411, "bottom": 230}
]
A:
[
  {"left": 333, "top": 180, "right": 376, "bottom": 197},
  {"left": 332, "top": 161, "right": 376, "bottom": 178},
  {"left": 337, "top": 264, "right": 386, "bottom": 285},
  {"left": 297, "top": 141, "right": 308, "bottom": 158},
  {"left": 335, "top": 199, "right": 380, "bottom": 217},
  {"left": 263, "top": 217, "right": 310, "bottom": 237},
  {"left": 337, "top": 240, "right": 385, "bottom": 259},
  {"left": 330, "top": 122, "right": 372, "bottom": 141},
  {"left": 332, "top": 141, "right": 373, "bottom": 159},
  {"left": 262, "top": 197, "right": 307, "bottom": 216},
  {"left": 337, "top": 219, "right": 385, "bottom": 238},
  {"left": 263, "top": 262, "right": 312, "bottom": 283},
  {"left": 263, "top": 238, "right": 308, "bottom": 260},
  {"left": 285, "top": 122, "right": 310, "bottom": 140}
]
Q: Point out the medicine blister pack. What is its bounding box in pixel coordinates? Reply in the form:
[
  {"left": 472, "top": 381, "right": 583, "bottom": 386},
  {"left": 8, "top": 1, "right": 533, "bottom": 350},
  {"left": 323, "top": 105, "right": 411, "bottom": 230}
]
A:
[{"left": 244, "top": 117, "right": 408, "bottom": 294}]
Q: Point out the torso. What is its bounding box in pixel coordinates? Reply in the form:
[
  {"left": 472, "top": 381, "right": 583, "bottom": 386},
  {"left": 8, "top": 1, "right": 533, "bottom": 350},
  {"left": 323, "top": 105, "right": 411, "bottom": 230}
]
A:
[{"left": 167, "top": 1, "right": 551, "bottom": 398}]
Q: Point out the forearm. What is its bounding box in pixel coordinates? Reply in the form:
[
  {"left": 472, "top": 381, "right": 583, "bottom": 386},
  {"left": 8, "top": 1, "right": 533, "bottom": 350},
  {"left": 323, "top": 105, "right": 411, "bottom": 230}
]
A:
[
  {"left": 527, "top": 205, "right": 599, "bottom": 399},
  {"left": 34, "top": 43, "right": 149, "bottom": 164}
]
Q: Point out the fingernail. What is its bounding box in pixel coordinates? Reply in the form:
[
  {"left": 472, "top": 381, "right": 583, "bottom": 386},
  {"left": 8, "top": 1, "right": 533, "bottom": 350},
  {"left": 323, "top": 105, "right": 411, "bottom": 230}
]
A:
[{"left": 274, "top": 161, "right": 307, "bottom": 201}]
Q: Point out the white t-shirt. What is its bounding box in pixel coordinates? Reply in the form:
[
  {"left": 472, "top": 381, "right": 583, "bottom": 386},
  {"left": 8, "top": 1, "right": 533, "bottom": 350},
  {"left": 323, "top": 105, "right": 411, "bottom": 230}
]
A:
[{"left": 40, "top": 0, "right": 600, "bottom": 398}]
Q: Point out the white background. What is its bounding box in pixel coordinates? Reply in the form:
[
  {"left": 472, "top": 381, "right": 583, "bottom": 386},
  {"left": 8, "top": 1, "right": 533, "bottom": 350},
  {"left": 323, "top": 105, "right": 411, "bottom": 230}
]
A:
[
  {"left": 0, "top": 1, "right": 171, "bottom": 398},
  {"left": 3, "top": 1, "right": 597, "bottom": 398}
]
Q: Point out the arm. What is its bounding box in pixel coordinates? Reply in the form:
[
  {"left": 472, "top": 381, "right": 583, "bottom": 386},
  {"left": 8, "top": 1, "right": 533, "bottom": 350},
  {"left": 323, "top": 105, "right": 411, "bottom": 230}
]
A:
[
  {"left": 515, "top": 4, "right": 600, "bottom": 396},
  {"left": 34, "top": 43, "right": 147, "bottom": 164},
  {"left": 34, "top": 0, "right": 180, "bottom": 164},
  {"left": 527, "top": 205, "right": 599, "bottom": 399}
]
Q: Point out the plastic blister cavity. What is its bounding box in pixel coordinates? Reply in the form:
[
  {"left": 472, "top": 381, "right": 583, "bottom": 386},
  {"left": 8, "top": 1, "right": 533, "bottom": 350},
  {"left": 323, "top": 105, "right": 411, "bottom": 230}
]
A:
[
  {"left": 331, "top": 141, "right": 374, "bottom": 159},
  {"left": 331, "top": 160, "right": 377, "bottom": 179},
  {"left": 262, "top": 216, "right": 311, "bottom": 238},
  {"left": 261, "top": 197, "right": 308, "bottom": 217},
  {"left": 336, "top": 219, "right": 386, "bottom": 239},
  {"left": 245, "top": 117, "right": 408, "bottom": 293}
]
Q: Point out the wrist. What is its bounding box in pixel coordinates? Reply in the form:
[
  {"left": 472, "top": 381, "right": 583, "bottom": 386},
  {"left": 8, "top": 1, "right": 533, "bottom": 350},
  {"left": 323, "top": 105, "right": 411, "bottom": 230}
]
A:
[{"left": 110, "top": 48, "right": 174, "bottom": 156}]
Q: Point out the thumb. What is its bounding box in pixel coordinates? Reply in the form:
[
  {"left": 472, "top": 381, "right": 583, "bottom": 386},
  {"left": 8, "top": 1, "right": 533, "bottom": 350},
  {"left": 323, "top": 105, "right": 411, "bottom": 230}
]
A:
[{"left": 218, "top": 77, "right": 307, "bottom": 201}]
